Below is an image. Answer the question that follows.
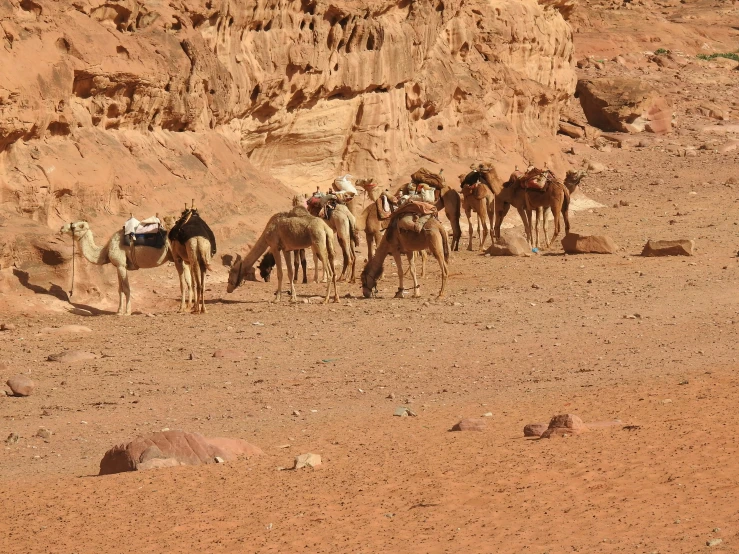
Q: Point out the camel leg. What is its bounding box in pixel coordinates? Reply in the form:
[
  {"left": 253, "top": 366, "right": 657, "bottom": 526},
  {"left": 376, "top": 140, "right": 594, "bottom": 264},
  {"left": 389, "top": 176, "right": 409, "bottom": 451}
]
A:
[
  {"left": 272, "top": 248, "right": 283, "bottom": 303},
  {"left": 479, "top": 202, "right": 489, "bottom": 251},
  {"left": 338, "top": 237, "right": 350, "bottom": 282},
  {"left": 495, "top": 203, "right": 510, "bottom": 241},
  {"left": 284, "top": 250, "right": 297, "bottom": 303},
  {"left": 407, "top": 252, "right": 421, "bottom": 298},
  {"left": 562, "top": 205, "right": 571, "bottom": 237},
  {"left": 548, "top": 204, "right": 562, "bottom": 249},
  {"left": 517, "top": 206, "right": 532, "bottom": 246},
  {"left": 430, "top": 236, "right": 448, "bottom": 299},
  {"left": 300, "top": 249, "right": 308, "bottom": 284},
  {"left": 365, "top": 231, "right": 375, "bottom": 264},
  {"left": 186, "top": 244, "right": 204, "bottom": 314},
  {"left": 465, "top": 206, "right": 474, "bottom": 251},
  {"left": 393, "top": 251, "right": 405, "bottom": 298},
  {"left": 198, "top": 258, "right": 207, "bottom": 314},
  {"left": 534, "top": 209, "right": 540, "bottom": 249},
  {"left": 174, "top": 258, "right": 189, "bottom": 313},
  {"left": 293, "top": 250, "right": 300, "bottom": 284},
  {"left": 540, "top": 208, "right": 549, "bottom": 248},
  {"left": 421, "top": 250, "right": 427, "bottom": 278},
  {"left": 116, "top": 265, "right": 131, "bottom": 316}
]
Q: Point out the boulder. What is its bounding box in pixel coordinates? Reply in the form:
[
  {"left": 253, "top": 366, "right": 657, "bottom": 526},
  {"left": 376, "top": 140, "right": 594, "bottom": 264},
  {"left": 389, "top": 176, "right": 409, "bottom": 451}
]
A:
[
  {"left": 451, "top": 418, "right": 487, "bottom": 432},
  {"left": 0, "top": 323, "right": 16, "bottom": 331},
  {"left": 485, "top": 234, "right": 531, "bottom": 257},
  {"left": 576, "top": 78, "right": 673, "bottom": 134},
  {"left": 641, "top": 239, "right": 694, "bottom": 257},
  {"left": 558, "top": 121, "right": 585, "bottom": 139},
  {"left": 561, "top": 233, "right": 618, "bottom": 254},
  {"left": 98, "top": 430, "right": 263, "bottom": 475},
  {"left": 524, "top": 423, "right": 548, "bottom": 437},
  {"left": 540, "top": 414, "right": 588, "bottom": 438},
  {"left": 7, "top": 375, "right": 36, "bottom": 397}
]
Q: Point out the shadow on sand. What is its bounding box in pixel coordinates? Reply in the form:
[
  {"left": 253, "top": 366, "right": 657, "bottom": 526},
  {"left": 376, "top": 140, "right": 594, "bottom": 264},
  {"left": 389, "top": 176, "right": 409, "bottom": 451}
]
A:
[{"left": 12, "top": 269, "right": 117, "bottom": 316}]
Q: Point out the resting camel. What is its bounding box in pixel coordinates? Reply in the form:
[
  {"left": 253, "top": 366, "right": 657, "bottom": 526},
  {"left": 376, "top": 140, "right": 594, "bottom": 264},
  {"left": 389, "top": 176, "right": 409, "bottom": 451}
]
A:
[
  {"left": 360, "top": 216, "right": 450, "bottom": 300},
  {"left": 296, "top": 195, "right": 358, "bottom": 282},
  {"left": 227, "top": 208, "right": 339, "bottom": 303},
  {"left": 459, "top": 167, "right": 495, "bottom": 251},
  {"left": 60, "top": 220, "right": 190, "bottom": 315},
  {"left": 163, "top": 212, "right": 213, "bottom": 314}
]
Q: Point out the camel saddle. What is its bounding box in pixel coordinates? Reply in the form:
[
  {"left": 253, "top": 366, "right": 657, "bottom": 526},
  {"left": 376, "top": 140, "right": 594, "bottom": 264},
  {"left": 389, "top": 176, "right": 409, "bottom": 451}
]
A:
[
  {"left": 122, "top": 216, "right": 166, "bottom": 249},
  {"left": 376, "top": 193, "right": 398, "bottom": 220},
  {"left": 411, "top": 167, "right": 445, "bottom": 190},
  {"left": 168, "top": 208, "right": 217, "bottom": 256},
  {"left": 308, "top": 194, "right": 338, "bottom": 220},
  {"left": 519, "top": 168, "right": 554, "bottom": 192},
  {"left": 391, "top": 201, "right": 437, "bottom": 234}
]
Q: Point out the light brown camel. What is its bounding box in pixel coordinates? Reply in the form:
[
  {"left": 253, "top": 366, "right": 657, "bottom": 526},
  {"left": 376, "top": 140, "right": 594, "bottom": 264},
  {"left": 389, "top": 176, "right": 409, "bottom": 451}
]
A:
[
  {"left": 458, "top": 167, "right": 495, "bottom": 251},
  {"left": 297, "top": 195, "right": 358, "bottom": 283},
  {"left": 434, "top": 187, "right": 462, "bottom": 252},
  {"left": 360, "top": 216, "right": 450, "bottom": 300},
  {"left": 485, "top": 169, "right": 586, "bottom": 248},
  {"left": 162, "top": 213, "right": 213, "bottom": 314},
  {"left": 60, "top": 220, "right": 189, "bottom": 315},
  {"left": 227, "top": 208, "right": 339, "bottom": 303}
]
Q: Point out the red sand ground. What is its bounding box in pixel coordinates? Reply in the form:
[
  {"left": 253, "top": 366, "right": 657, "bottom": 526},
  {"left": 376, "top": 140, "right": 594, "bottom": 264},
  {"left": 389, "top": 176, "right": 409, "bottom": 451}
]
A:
[{"left": 2, "top": 142, "right": 739, "bottom": 552}]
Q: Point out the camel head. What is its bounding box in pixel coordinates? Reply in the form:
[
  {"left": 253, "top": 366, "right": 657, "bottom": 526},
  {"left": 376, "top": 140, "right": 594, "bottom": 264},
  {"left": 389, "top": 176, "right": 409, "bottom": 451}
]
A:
[
  {"left": 566, "top": 169, "right": 587, "bottom": 185},
  {"left": 161, "top": 215, "right": 178, "bottom": 230},
  {"left": 60, "top": 221, "right": 90, "bottom": 240},
  {"left": 291, "top": 195, "right": 308, "bottom": 209},
  {"left": 360, "top": 264, "right": 383, "bottom": 298},
  {"left": 227, "top": 254, "right": 257, "bottom": 293},
  {"left": 258, "top": 252, "right": 276, "bottom": 282}
]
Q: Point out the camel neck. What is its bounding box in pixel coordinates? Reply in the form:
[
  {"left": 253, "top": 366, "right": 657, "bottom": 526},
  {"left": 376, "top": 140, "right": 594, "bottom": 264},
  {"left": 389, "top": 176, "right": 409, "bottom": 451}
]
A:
[
  {"left": 480, "top": 171, "right": 503, "bottom": 195},
  {"left": 365, "top": 237, "right": 390, "bottom": 279},
  {"left": 76, "top": 229, "right": 109, "bottom": 265}
]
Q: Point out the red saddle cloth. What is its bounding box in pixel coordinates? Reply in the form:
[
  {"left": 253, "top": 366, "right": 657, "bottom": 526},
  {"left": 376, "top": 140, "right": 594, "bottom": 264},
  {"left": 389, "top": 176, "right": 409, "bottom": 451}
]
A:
[{"left": 520, "top": 169, "right": 552, "bottom": 191}]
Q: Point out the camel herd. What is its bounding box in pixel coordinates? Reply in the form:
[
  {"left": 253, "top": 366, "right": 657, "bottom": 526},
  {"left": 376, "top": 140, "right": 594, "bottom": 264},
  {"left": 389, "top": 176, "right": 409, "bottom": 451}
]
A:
[{"left": 60, "top": 165, "right": 585, "bottom": 314}]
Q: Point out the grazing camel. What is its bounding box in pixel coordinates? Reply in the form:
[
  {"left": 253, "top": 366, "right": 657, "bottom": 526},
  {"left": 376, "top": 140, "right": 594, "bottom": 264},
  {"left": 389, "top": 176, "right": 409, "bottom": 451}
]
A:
[
  {"left": 166, "top": 209, "right": 214, "bottom": 314},
  {"left": 360, "top": 215, "right": 450, "bottom": 300},
  {"left": 459, "top": 168, "right": 495, "bottom": 251},
  {"left": 298, "top": 195, "right": 358, "bottom": 283},
  {"left": 60, "top": 220, "right": 189, "bottom": 315},
  {"left": 227, "top": 209, "right": 339, "bottom": 303}
]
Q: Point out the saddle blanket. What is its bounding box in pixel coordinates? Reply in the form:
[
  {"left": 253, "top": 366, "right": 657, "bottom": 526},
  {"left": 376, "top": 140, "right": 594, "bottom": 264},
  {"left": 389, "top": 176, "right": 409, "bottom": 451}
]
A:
[{"left": 122, "top": 230, "right": 166, "bottom": 249}]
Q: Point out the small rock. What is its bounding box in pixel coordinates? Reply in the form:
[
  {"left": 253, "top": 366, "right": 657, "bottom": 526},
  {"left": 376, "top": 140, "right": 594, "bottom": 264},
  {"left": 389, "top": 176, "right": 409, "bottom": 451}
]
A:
[
  {"left": 6, "top": 432, "right": 19, "bottom": 445},
  {"left": 292, "top": 410, "right": 300, "bottom": 416},
  {"left": 451, "top": 418, "right": 487, "bottom": 432},
  {"left": 36, "top": 427, "right": 52, "bottom": 439},
  {"left": 393, "top": 406, "right": 417, "bottom": 417},
  {"left": 387, "top": 393, "right": 395, "bottom": 399},
  {"left": 485, "top": 233, "right": 531, "bottom": 257},
  {"left": 213, "top": 349, "right": 247, "bottom": 360},
  {"left": 47, "top": 351, "right": 98, "bottom": 363},
  {"left": 540, "top": 414, "right": 588, "bottom": 438},
  {"left": 585, "top": 159, "right": 607, "bottom": 173},
  {"left": 524, "top": 423, "right": 549, "bottom": 437},
  {"left": 641, "top": 239, "right": 694, "bottom": 257},
  {"left": 293, "top": 453, "right": 321, "bottom": 469},
  {"left": 214, "top": 456, "right": 225, "bottom": 464},
  {"left": 0, "top": 323, "right": 16, "bottom": 331},
  {"left": 707, "top": 538, "right": 723, "bottom": 547},
  {"left": 7, "top": 374, "right": 36, "bottom": 397},
  {"left": 482, "top": 412, "right": 493, "bottom": 417}
]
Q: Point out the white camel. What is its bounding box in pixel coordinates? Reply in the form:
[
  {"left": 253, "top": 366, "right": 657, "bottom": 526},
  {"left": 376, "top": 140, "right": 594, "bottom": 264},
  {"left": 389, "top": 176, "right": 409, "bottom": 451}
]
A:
[{"left": 60, "top": 221, "right": 191, "bottom": 315}]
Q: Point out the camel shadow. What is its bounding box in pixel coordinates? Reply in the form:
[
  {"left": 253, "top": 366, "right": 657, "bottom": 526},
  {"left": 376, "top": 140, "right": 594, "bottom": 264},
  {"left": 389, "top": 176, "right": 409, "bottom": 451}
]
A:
[{"left": 12, "top": 269, "right": 116, "bottom": 316}]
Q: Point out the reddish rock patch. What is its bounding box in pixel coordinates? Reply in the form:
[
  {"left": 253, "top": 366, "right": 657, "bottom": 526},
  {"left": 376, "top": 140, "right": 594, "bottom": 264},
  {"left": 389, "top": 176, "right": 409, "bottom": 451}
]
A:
[
  {"left": 6, "top": 375, "right": 36, "bottom": 397},
  {"left": 524, "top": 423, "right": 548, "bottom": 437},
  {"left": 540, "top": 414, "right": 588, "bottom": 438},
  {"left": 451, "top": 418, "right": 487, "bottom": 432}
]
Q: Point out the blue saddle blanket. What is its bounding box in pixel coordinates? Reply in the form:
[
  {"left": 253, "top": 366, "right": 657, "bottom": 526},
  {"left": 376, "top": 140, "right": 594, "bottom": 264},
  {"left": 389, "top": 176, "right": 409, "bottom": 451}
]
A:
[{"left": 122, "top": 230, "right": 166, "bottom": 249}]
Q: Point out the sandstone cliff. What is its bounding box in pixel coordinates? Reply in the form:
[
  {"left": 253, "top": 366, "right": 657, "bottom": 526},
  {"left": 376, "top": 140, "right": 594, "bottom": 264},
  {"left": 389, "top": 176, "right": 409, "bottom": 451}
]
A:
[{"left": 0, "top": 0, "right": 576, "bottom": 304}]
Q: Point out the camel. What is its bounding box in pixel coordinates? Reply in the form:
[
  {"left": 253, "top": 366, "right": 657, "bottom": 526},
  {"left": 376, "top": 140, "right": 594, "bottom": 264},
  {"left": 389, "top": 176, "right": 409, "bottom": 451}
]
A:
[
  {"left": 164, "top": 210, "right": 214, "bottom": 314},
  {"left": 227, "top": 208, "right": 339, "bottom": 303},
  {"left": 360, "top": 215, "right": 450, "bottom": 300},
  {"left": 258, "top": 251, "right": 307, "bottom": 284},
  {"left": 60, "top": 220, "right": 189, "bottom": 315},
  {"left": 484, "top": 168, "right": 586, "bottom": 249},
  {"left": 459, "top": 167, "right": 495, "bottom": 251},
  {"left": 297, "top": 195, "right": 358, "bottom": 282},
  {"left": 434, "top": 186, "right": 462, "bottom": 251}
]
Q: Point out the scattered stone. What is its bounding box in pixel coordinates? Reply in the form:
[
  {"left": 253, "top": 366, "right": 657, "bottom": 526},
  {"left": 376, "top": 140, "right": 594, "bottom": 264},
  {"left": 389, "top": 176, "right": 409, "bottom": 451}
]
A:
[
  {"left": 707, "top": 538, "right": 723, "bottom": 547},
  {"left": 482, "top": 412, "right": 493, "bottom": 417},
  {"left": 36, "top": 427, "right": 52, "bottom": 439},
  {"left": 99, "top": 430, "right": 263, "bottom": 475},
  {"left": 47, "top": 351, "right": 98, "bottom": 363},
  {"left": 213, "top": 349, "right": 247, "bottom": 360},
  {"left": 561, "top": 233, "right": 619, "bottom": 254},
  {"left": 451, "top": 418, "right": 487, "bottom": 432},
  {"left": 393, "top": 406, "right": 417, "bottom": 417},
  {"left": 558, "top": 121, "right": 585, "bottom": 139},
  {"left": 641, "top": 239, "right": 694, "bottom": 257},
  {"left": 484, "top": 233, "right": 531, "bottom": 257},
  {"left": 7, "top": 375, "right": 36, "bottom": 397},
  {"left": 0, "top": 323, "right": 16, "bottom": 331},
  {"left": 6, "top": 432, "right": 19, "bottom": 445},
  {"left": 293, "top": 453, "right": 321, "bottom": 469},
  {"left": 214, "top": 456, "right": 225, "bottom": 464},
  {"left": 39, "top": 325, "right": 92, "bottom": 334},
  {"left": 524, "top": 423, "right": 548, "bottom": 437},
  {"left": 540, "top": 414, "right": 588, "bottom": 438}
]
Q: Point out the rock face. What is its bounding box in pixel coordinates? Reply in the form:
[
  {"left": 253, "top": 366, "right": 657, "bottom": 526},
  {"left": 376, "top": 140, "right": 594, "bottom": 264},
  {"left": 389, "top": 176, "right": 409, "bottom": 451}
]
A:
[
  {"left": 540, "top": 414, "right": 588, "bottom": 438},
  {"left": 6, "top": 375, "right": 36, "bottom": 397},
  {"left": 576, "top": 78, "right": 673, "bottom": 134},
  {"left": 641, "top": 239, "right": 694, "bottom": 257},
  {"left": 561, "top": 233, "right": 618, "bottom": 254},
  {"left": 98, "top": 430, "right": 263, "bottom": 475}
]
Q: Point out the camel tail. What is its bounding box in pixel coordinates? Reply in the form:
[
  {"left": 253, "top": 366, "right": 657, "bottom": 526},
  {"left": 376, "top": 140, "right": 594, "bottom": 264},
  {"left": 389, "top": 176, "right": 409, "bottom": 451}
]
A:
[{"left": 349, "top": 216, "right": 359, "bottom": 249}]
